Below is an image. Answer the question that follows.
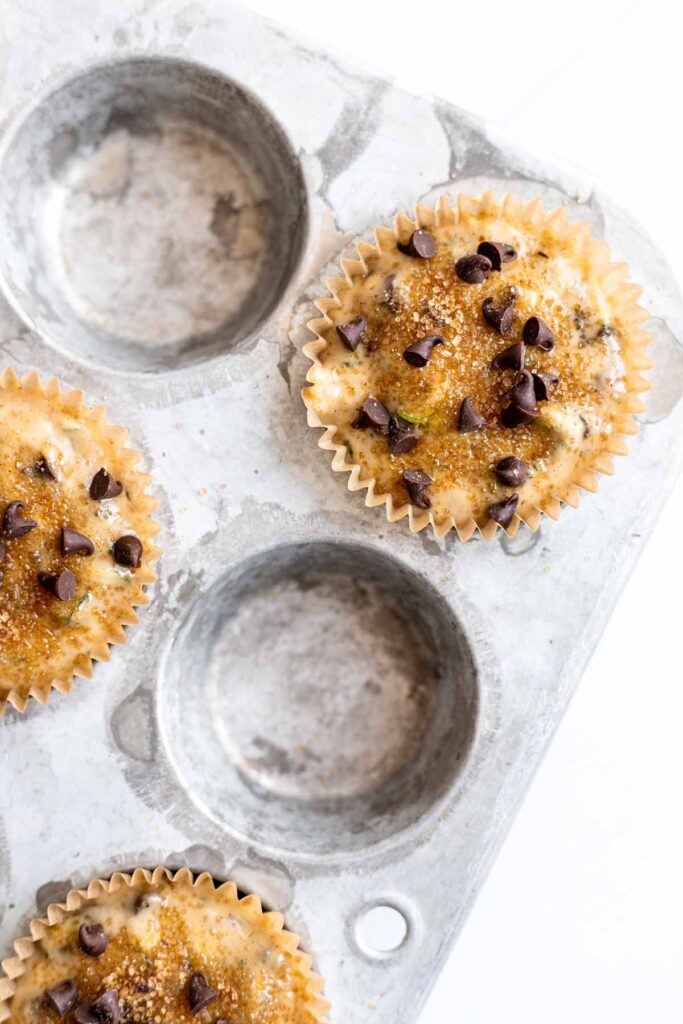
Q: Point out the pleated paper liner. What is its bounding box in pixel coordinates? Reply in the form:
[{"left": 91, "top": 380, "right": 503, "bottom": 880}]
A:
[
  {"left": 0, "top": 368, "right": 161, "bottom": 714},
  {"left": 303, "top": 192, "right": 652, "bottom": 541},
  {"left": 0, "top": 866, "right": 329, "bottom": 1024}
]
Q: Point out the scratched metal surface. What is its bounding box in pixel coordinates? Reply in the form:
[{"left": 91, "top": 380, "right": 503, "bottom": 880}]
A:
[{"left": 0, "top": 2, "right": 682, "bottom": 1022}]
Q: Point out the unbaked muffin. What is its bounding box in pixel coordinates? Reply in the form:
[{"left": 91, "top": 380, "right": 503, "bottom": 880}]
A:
[
  {"left": 0, "top": 868, "right": 328, "bottom": 1024},
  {"left": 304, "top": 193, "right": 651, "bottom": 539},
  {"left": 0, "top": 369, "right": 160, "bottom": 713}
]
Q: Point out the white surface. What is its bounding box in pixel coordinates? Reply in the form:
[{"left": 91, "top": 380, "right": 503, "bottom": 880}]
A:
[{"left": 241, "top": 1, "right": 683, "bottom": 1019}]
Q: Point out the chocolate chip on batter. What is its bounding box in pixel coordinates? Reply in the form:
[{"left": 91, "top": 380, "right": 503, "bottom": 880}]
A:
[
  {"left": 482, "top": 296, "right": 516, "bottom": 336},
  {"left": 61, "top": 527, "right": 95, "bottom": 557},
  {"left": 501, "top": 402, "right": 539, "bottom": 428},
  {"left": 46, "top": 980, "right": 78, "bottom": 1017},
  {"left": 89, "top": 468, "right": 123, "bottom": 501},
  {"left": 457, "top": 397, "right": 487, "bottom": 434},
  {"left": 523, "top": 315, "right": 556, "bottom": 352},
  {"left": 35, "top": 455, "right": 56, "bottom": 479},
  {"left": 455, "top": 253, "right": 492, "bottom": 284},
  {"left": 397, "top": 229, "right": 436, "bottom": 258},
  {"left": 38, "top": 569, "right": 77, "bottom": 601},
  {"left": 402, "top": 469, "right": 433, "bottom": 509},
  {"left": 352, "top": 397, "right": 390, "bottom": 432},
  {"left": 491, "top": 341, "right": 525, "bottom": 371},
  {"left": 494, "top": 456, "right": 529, "bottom": 487},
  {"left": 532, "top": 370, "right": 560, "bottom": 401},
  {"left": 388, "top": 415, "right": 419, "bottom": 456},
  {"left": 2, "top": 500, "right": 37, "bottom": 539},
  {"left": 78, "top": 923, "right": 109, "bottom": 957},
  {"left": 188, "top": 973, "right": 219, "bottom": 1016},
  {"left": 402, "top": 333, "right": 445, "bottom": 367},
  {"left": 95, "top": 991, "right": 120, "bottom": 1024},
  {"left": 488, "top": 493, "right": 519, "bottom": 529},
  {"left": 75, "top": 990, "right": 121, "bottom": 1024},
  {"left": 381, "top": 274, "right": 398, "bottom": 308},
  {"left": 336, "top": 315, "right": 367, "bottom": 351},
  {"left": 74, "top": 1007, "right": 98, "bottom": 1024},
  {"left": 113, "top": 535, "right": 143, "bottom": 569},
  {"left": 507, "top": 370, "right": 536, "bottom": 412},
  {"left": 477, "top": 241, "right": 517, "bottom": 271}
]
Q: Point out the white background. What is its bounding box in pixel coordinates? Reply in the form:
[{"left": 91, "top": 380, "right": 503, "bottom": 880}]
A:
[{"left": 242, "top": 1, "right": 683, "bottom": 1020}]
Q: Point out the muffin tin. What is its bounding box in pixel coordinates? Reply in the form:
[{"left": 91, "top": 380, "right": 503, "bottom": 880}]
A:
[{"left": 0, "top": 1, "right": 682, "bottom": 1022}]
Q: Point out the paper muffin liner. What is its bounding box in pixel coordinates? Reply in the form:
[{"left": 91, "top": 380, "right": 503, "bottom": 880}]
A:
[
  {"left": 0, "top": 367, "right": 161, "bottom": 715},
  {"left": 0, "top": 865, "right": 329, "bottom": 1024},
  {"left": 303, "top": 191, "right": 652, "bottom": 541}
]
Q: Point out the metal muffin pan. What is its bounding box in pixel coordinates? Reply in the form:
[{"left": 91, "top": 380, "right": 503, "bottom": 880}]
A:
[{"left": 0, "top": 2, "right": 682, "bottom": 1021}]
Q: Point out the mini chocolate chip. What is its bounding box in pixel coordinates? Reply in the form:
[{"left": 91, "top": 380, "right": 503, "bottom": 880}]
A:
[
  {"left": 397, "top": 229, "right": 436, "bottom": 258},
  {"left": 507, "top": 370, "right": 536, "bottom": 412},
  {"left": 501, "top": 402, "right": 539, "bottom": 428},
  {"left": 89, "top": 469, "right": 123, "bottom": 501},
  {"left": 482, "top": 296, "right": 515, "bottom": 336},
  {"left": 532, "top": 371, "right": 560, "bottom": 401},
  {"left": 352, "top": 397, "right": 390, "bottom": 433},
  {"left": 78, "top": 923, "right": 109, "bottom": 957},
  {"left": 95, "top": 991, "right": 120, "bottom": 1024},
  {"left": 494, "top": 456, "right": 529, "bottom": 487},
  {"left": 188, "top": 973, "right": 218, "bottom": 1015},
  {"left": 491, "top": 341, "right": 525, "bottom": 371},
  {"left": 35, "top": 455, "right": 56, "bottom": 479},
  {"left": 136, "top": 983, "right": 150, "bottom": 994},
  {"left": 38, "top": 569, "right": 78, "bottom": 601},
  {"left": 76, "top": 990, "right": 120, "bottom": 1024},
  {"left": 455, "top": 253, "right": 492, "bottom": 284},
  {"left": 402, "top": 334, "right": 445, "bottom": 367},
  {"left": 457, "top": 397, "right": 487, "bottom": 434},
  {"left": 75, "top": 1007, "right": 98, "bottom": 1024},
  {"left": 61, "top": 527, "right": 95, "bottom": 557},
  {"left": 46, "top": 980, "right": 78, "bottom": 1017},
  {"left": 336, "top": 315, "right": 367, "bottom": 351},
  {"left": 388, "top": 416, "right": 418, "bottom": 456},
  {"left": 523, "top": 315, "right": 556, "bottom": 352},
  {"left": 402, "top": 469, "right": 432, "bottom": 509},
  {"left": 488, "top": 493, "right": 519, "bottom": 529},
  {"left": 476, "top": 241, "right": 517, "bottom": 271},
  {"left": 2, "top": 500, "right": 37, "bottom": 539},
  {"left": 113, "top": 535, "right": 143, "bottom": 569},
  {"left": 382, "top": 275, "right": 398, "bottom": 307}
]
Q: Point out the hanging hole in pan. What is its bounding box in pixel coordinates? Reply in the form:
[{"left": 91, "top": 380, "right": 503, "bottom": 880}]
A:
[
  {"left": 353, "top": 902, "right": 410, "bottom": 958},
  {"left": 160, "top": 541, "right": 480, "bottom": 859},
  {"left": 0, "top": 57, "right": 307, "bottom": 372}
]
